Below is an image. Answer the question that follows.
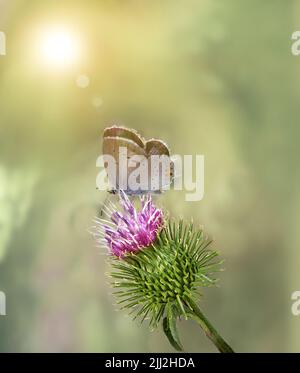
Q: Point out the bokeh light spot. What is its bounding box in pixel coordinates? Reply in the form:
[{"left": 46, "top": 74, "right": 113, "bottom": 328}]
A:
[
  {"left": 92, "top": 96, "right": 103, "bottom": 108},
  {"left": 76, "top": 74, "right": 90, "bottom": 88}
]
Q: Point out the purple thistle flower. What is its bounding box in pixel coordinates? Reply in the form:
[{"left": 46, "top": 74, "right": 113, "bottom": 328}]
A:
[{"left": 93, "top": 191, "right": 164, "bottom": 258}]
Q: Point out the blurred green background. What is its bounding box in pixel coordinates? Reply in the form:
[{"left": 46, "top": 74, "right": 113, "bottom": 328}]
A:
[{"left": 0, "top": 0, "right": 300, "bottom": 352}]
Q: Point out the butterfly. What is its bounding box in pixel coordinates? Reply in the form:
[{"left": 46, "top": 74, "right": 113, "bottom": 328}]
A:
[{"left": 102, "top": 125, "right": 174, "bottom": 195}]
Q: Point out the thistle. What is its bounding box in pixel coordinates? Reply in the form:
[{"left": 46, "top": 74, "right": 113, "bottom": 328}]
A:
[
  {"left": 93, "top": 190, "right": 164, "bottom": 258},
  {"left": 94, "top": 192, "right": 234, "bottom": 353}
]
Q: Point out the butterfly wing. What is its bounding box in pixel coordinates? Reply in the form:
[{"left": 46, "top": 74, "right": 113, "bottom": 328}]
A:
[
  {"left": 102, "top": 126, "right": 174, "bottom": 194},
  {"left": 103, "top": 126, "right": 145, "bottom": 148},
  {"left": 103, "top": 126, "right": 146, "bottom": 193},
  {"left": 145, "top": 139, "right": 170, "bottom": 156},
  {"left": 145, "top": 139, "right": 174, "bottom": 192}
]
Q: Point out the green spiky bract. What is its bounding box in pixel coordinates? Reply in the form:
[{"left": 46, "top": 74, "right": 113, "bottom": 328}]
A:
[{"left": 109, "top": 219, "right": 234, "bottom": 353}]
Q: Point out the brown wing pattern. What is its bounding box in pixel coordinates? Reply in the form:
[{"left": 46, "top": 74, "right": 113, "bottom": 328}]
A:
[{"left": 102, "top": 126, "right": 173, "bottom": 193}]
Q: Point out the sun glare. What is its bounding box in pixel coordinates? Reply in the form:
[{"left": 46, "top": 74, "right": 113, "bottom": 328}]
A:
[{"left": 37, "top": 26, "right": 81, "bottom": 69}]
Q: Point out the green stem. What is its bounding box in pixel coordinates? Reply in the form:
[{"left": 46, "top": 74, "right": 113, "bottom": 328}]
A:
[{"left": 187, "top": 299, "right": 234, "bottom": 353}]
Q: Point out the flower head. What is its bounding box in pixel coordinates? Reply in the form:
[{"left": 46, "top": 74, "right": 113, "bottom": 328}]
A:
[
  {"left": 110, "top": 220, "right": 221, "bottom": 330},
  {"left": 94, "top": 191, "right": 164, "bottom": 257}
]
